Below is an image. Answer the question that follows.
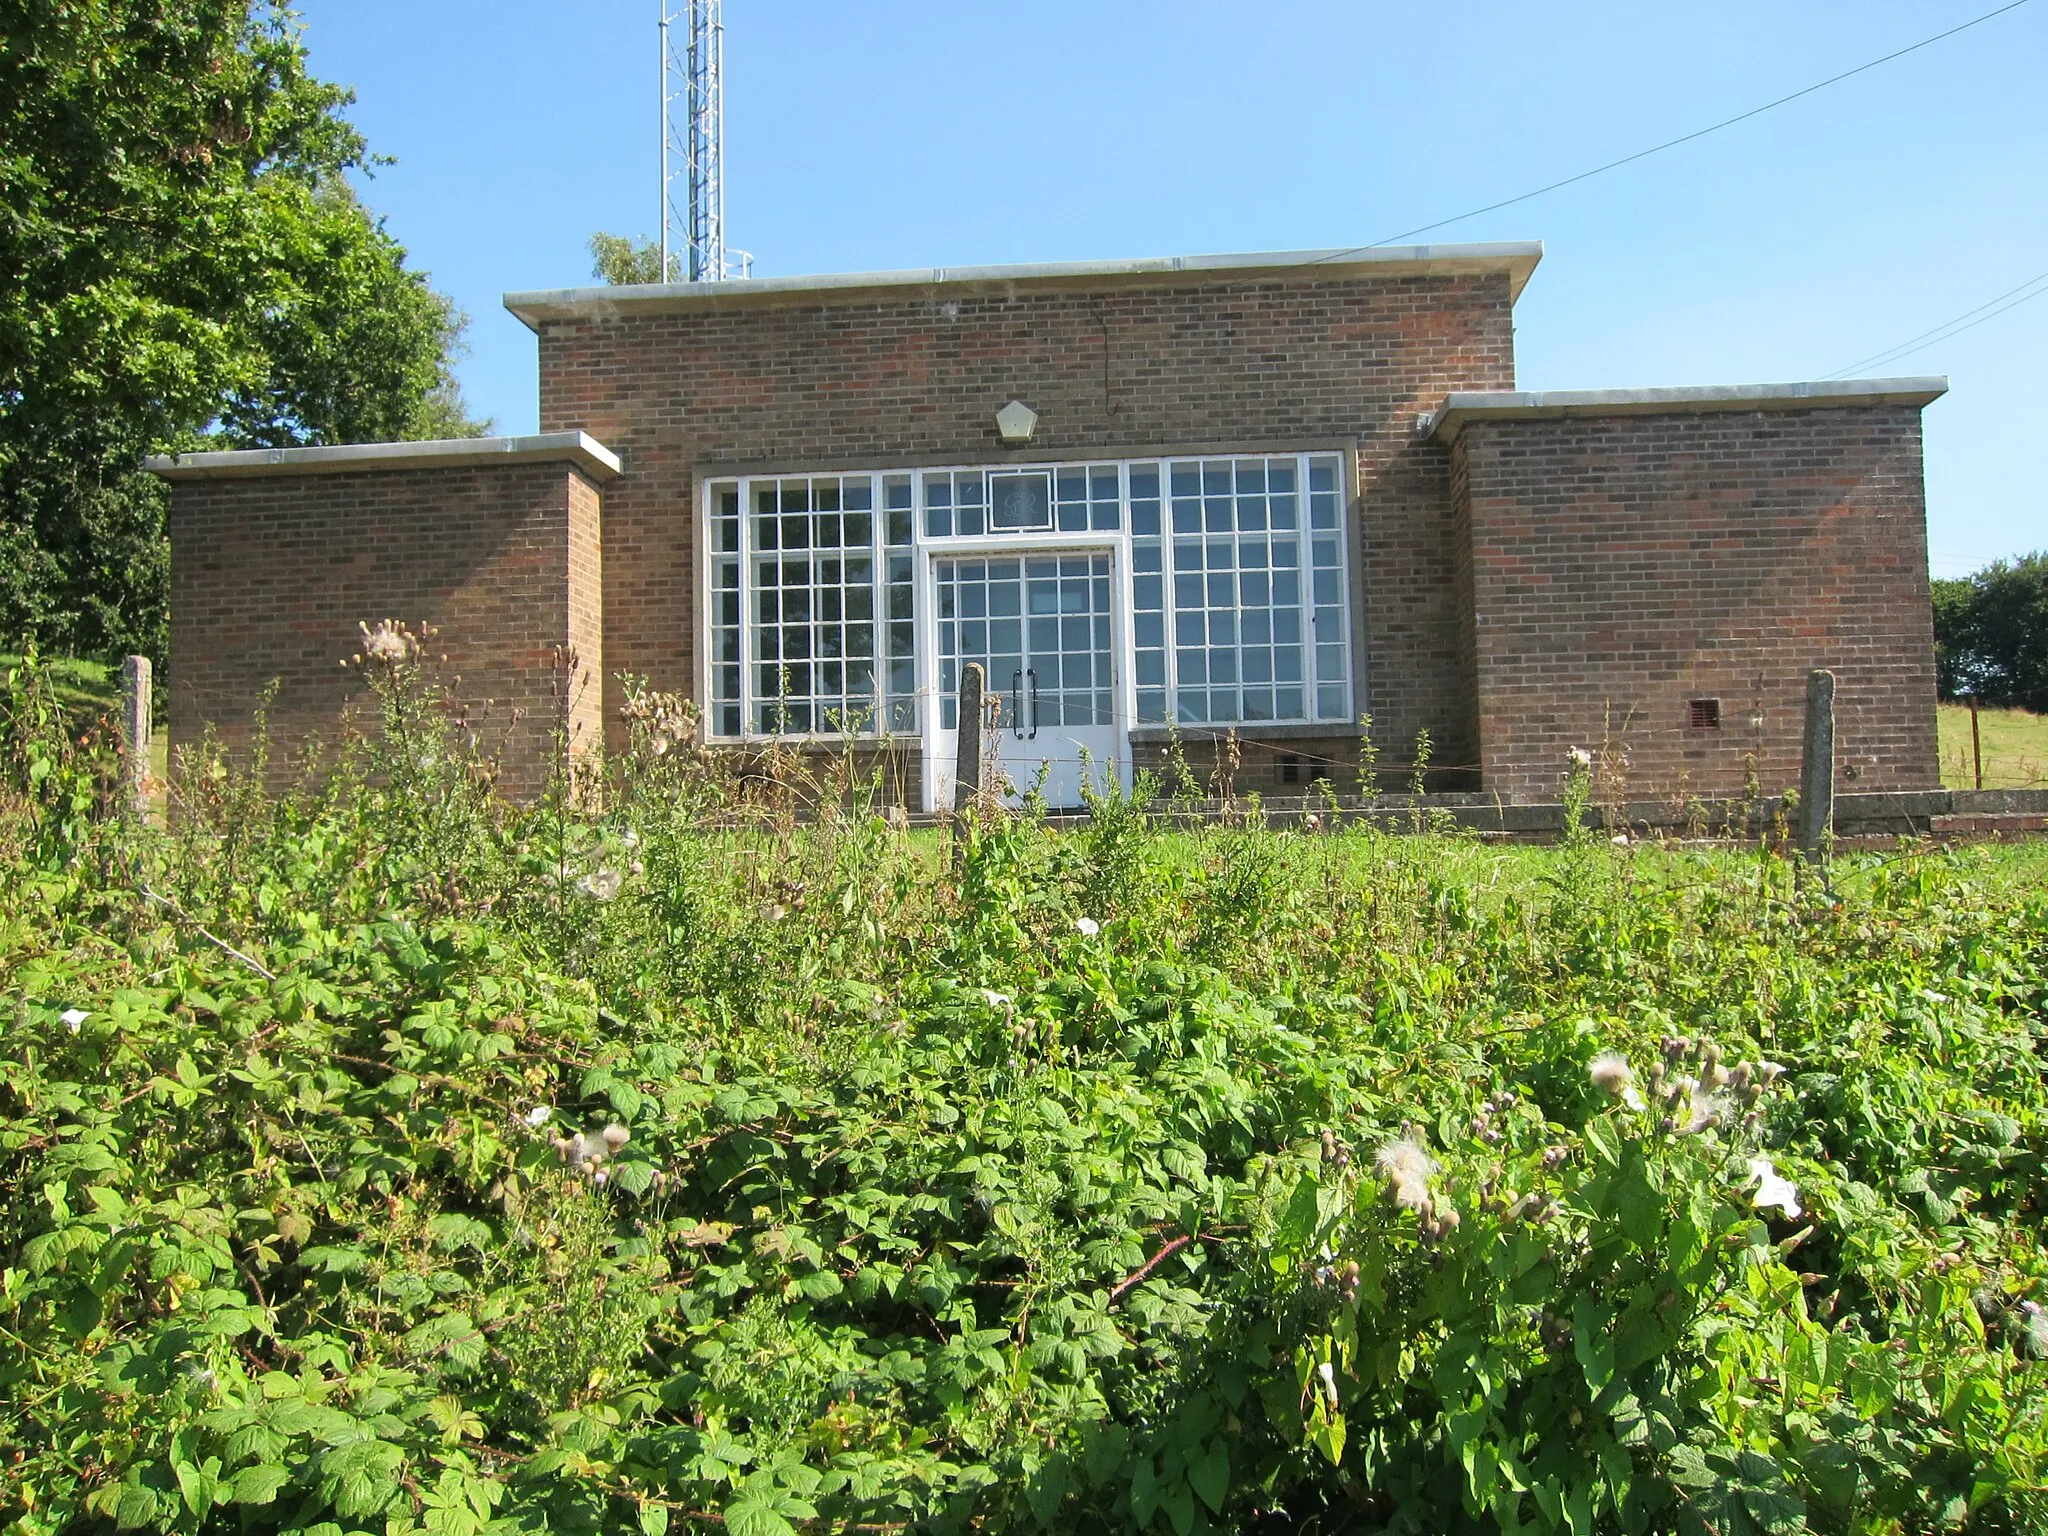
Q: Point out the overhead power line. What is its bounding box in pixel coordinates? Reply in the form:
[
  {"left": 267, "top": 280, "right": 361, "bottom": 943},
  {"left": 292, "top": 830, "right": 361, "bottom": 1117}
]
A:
[
  {"left": 1824, "top": 269, "right": 2048, "bottom": 377},
  {"left": 1320, "top": 0, "right": 2034, "bottom": 258}
]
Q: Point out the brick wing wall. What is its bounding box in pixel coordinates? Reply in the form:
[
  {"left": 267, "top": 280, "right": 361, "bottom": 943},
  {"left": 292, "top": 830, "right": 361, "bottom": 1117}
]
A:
[
  {"left": 169, "top": 461, "right": 604, "bottom": 798},
  {"left": 534, "top": 272, "right": 1519, "bottom": 774},
  {"left": 1454, "top": 405, "right": 1939, "bottom": 802}
]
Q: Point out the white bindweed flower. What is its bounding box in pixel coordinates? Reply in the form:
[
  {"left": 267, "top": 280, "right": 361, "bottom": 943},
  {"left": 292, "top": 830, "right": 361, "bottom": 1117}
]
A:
[
  {"left": 61, "top": 1008, "right": 89, "bottom": 1032},
  {"left": 524, "top": 1105, "right": 552, "bottom": 1128},
  {"left": 1075, "top": 917, "right": 1101, "bottom": 937},
  {"left": 1316, "top": 1359, "right": 1339, "bottom": 1405},
  {"left": 981, "top": 989, "right": 1013, "bottom": 1009},
  {"left": 1748, "top": 1156, "right": 1802, "bottom": 1218},
  {"left": 1610, "top": 834, "right": 1630, "bottom": 846},
  {"left": 576, "top": 868, "right": 624, "bottom": 901},
  {"left": 1623, "top": 1087, "right": 1647, "bottom": 1113}
]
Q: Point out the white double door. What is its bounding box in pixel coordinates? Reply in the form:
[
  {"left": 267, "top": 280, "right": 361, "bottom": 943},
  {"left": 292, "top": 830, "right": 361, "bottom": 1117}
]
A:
[{"left": 931, "top": 550, "right": 1126, "bottom": 810}]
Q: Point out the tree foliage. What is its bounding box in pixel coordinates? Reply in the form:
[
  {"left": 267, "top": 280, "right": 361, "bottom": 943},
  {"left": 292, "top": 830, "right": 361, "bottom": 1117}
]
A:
[
  {"left": 2, "top": 648, "right": 2045, "bottom": 1535},
  {"left": 1933, "top": 553, "right": 2048, "bottom": 713},
  {"left": 0, "top": 1, "right": 486, "bottom": 663},
  {"left": 590, "top": 232, "right": 678, "bottom": 286}
]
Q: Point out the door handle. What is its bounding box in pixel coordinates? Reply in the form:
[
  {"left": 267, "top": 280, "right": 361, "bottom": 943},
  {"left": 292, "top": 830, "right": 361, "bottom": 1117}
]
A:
[
  {"left": 1027, "top": 668, "right": 1040, "bottom": 741},
  {"left": 1010, "top": 670, "right": 1024, "bottom": 738}
]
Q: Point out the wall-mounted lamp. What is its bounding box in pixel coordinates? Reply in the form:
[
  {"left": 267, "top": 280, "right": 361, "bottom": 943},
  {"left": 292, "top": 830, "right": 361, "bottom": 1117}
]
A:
[{"left": 995, "top": 400, "right": 1038, "bottom": 444}]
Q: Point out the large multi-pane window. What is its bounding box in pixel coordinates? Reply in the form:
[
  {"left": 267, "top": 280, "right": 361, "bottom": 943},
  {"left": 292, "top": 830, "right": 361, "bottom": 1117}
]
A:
[{"left": 702, "top": 452, "right": 1351, "bottom": 739}]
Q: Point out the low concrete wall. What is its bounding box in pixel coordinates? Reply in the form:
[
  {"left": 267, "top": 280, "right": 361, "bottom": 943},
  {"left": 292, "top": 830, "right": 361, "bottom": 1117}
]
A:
[{"left": 1022, "top": 787, "right": 2048, "bottom": 842}]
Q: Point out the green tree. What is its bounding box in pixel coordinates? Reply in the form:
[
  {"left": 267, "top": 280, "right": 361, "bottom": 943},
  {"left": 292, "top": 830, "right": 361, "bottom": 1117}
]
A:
[
  {"left": 218, "top": 180, "right": 490, "bottom": 447},
  {"left": 1931, "top": 575, "right": 1977, "bottom": 700},
  {"left": 589, "top": 231, "right": 677, "bottom": 285},
  {"left": 0, "top": 0, "right": 487, "bottom": 663},
  {"left": 1933, "top": 553, "right": 2048, "bottom": 712}
]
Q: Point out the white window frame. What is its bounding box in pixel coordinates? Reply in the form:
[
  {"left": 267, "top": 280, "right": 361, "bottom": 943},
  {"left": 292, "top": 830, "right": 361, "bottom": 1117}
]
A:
[{"left": 698, "top": 452, "right": 1355, "bottom": 744}]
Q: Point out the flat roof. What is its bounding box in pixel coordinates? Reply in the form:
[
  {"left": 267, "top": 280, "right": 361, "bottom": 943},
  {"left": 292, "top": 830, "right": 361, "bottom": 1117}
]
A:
[
  {"left": 1426, "top": 377, "right": 1948, "bottom": 444},
  {"left": 503, "top": 242, "right": 1545, "bottom": 330},
  {"left": 145, "top": 430, "right": 622, "bottom": 482}
]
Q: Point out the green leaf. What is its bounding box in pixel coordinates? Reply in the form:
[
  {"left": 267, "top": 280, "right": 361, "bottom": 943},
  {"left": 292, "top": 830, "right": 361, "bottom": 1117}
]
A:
[
  {"left": 1573, "top": 1297, "right": 1615, "bottom": 1393},
  {"left": 1189, "top": 1442, "right": 1229, "bottom": 1515},
  {"left": 724, "top": 1496, "right": 797, "bottom": 1536},
  {"left": 426, "top": 1213, "right": 493, "bottom": 1252},
  {"left": 1271, "top": 1172, "right": 1320, "bottom": 1270},
  {"left": 1161, "top": 1478, "right": 1196, "bottom": 1536},
  {"left": 174, "top": 1458, "right": 219, "bottom": 1516},
  {"left": 1130, "top": 1455, "right": 1159, "bottom": 1525},
  {"left": 1612, "top": 1151, "right": 1662, "bottom": 1248},
  {"left": 1024, "top": 1453, "right": 1072, "bottom": 1525},
  {"left": 1796, "top": 1443, "right": 1861, "bottom": 1512},
  {"left": 115, "top": 1485, "right": 158, "bottom": 1530},
  {"left": 233, "top": 1463, "right": 292, "bottom": 1506},
  {"left": 320, "top": 1439, "right": 404, "bottom": 1518}
]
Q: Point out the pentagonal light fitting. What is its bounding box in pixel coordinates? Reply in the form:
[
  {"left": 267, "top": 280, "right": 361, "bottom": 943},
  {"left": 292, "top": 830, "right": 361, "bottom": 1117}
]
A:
[{"left": 995, "top": 400, "right": 1038, "bottom": 443}]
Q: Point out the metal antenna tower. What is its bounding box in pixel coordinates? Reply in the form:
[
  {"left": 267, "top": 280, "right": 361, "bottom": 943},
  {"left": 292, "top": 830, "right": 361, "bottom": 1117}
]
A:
[{"left": 660, "top": 1, "right": 750, "bottom": 283}]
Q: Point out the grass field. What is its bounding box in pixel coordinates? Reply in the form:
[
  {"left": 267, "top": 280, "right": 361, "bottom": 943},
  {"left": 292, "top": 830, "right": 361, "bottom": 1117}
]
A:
[{"left": 1939, "top": 699, "right": 2048, "bottom": 789}]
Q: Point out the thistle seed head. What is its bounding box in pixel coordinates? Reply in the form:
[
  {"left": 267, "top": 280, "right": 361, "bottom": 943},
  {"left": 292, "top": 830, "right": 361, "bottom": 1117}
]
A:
[
  {"left": 1377, "top": 1136, "right": 1436, "bottom": 1187},
  {"left": 1589, "top": 1051, "right": 1634, "bottom": 1096}
]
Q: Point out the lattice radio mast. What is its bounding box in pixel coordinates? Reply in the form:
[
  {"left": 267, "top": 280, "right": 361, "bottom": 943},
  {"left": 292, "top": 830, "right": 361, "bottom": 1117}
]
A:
[{"left": 660, "top": 1, "right": 750, "bottom": 283}]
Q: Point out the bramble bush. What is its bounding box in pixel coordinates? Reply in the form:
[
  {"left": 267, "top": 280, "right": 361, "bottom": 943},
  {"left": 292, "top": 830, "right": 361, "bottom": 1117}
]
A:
[{"left": 2, "top": 638, "right": 2045, "bottom": 1535}]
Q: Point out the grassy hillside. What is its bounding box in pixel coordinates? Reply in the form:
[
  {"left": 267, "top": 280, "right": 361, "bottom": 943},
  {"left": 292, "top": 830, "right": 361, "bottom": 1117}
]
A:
[
  {"left": 3, "top": 646, "right": 2045, "bottom": 1536},
  {"left": 0, "top": 649, "right": 119, "bottom": 715},
  {"left": 1940, "top": 700, "right": 2048, "bottom": 790},
  {"left": 2, "top": 650, "right": 168, "bottom": 783}
]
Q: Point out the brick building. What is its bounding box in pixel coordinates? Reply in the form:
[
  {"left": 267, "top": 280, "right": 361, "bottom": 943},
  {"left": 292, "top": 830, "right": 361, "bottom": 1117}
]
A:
[{"left": 149, "top": 242, "right": 1946, "bottom": 806}]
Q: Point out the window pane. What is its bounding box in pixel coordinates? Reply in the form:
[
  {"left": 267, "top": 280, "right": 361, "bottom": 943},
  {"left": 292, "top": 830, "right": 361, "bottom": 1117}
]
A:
[
  {"left": 714, "top": 452, "right": 1347, "bottom": 743},
  {"left": 747, "top": 477, "right": 885, "bottom": 734},
  {"left": 1148, "top": 455, "right": 1349, "bottom": 727},
  {"left": 991, "top": 471, "right": 1053, "bottom": 530}
]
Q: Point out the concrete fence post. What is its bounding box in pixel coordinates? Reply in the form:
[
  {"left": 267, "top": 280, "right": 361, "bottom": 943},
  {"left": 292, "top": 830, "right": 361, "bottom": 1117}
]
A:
[
  {"left": 952, "top": 662, "right": 985, "bottom": 814},
  {"left": 121, "top": 655, "right": 153, "bottom": 813},
  {"left": 1798, "top": 668, "right": 1835, "bottom": 859}
]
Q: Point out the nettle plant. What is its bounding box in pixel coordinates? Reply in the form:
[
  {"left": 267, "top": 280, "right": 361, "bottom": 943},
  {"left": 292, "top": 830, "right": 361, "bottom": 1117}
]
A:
[{"left": 0, "top": 649, "right": 2044, "bottom": 1536}]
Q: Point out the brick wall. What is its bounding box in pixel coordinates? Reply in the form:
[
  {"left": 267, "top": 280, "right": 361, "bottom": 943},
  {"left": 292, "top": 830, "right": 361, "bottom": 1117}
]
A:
[
  {"left": 533, "top": 271, "right": 1520, "bottom": 773},
  {"left": 1452, "top": 404, "right": 1940, "bottom": 802},
  {"left": 168, "top": 460, "right": 605, "bottom": 798}
]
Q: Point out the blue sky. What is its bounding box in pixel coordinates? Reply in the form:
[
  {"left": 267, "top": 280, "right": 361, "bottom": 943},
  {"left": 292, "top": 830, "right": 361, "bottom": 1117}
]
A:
[{"left": 295, "top": 0, "right": 2046, "bottom": 575}]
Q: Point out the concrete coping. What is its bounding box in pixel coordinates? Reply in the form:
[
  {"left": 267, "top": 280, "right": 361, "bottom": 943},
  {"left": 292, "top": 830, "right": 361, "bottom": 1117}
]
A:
[
  {"left": 502, "top": 241, "right": 1546, "bottom": 330},
  {"left": 1424, "top": 377, "right": 1948, "bottom": 444},
  {"left": 144, "top": 430, "right": 623, "bottom": 482}
]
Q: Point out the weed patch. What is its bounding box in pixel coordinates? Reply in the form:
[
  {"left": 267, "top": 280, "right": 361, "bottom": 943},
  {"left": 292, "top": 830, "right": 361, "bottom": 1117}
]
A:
[{"left": 2, "top": 649, "right": 2045, "bottom": 1534}]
